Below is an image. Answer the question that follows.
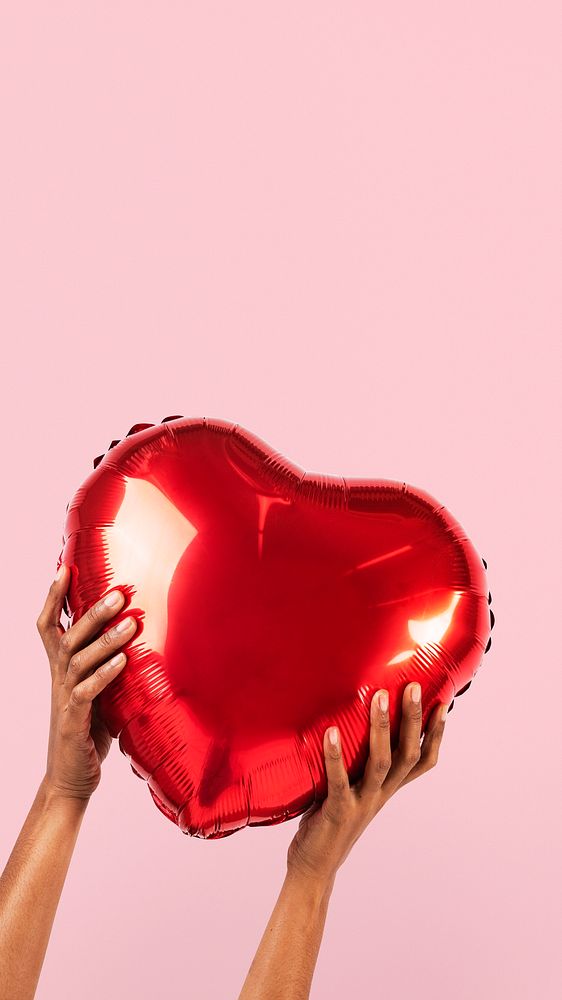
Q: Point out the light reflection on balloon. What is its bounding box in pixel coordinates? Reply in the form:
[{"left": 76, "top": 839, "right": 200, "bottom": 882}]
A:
[
  {"left": 387, "top": 591, "right": 462, "bottom": 666},
  {"left": 107, "top": 478, "right": 197, "bottom": 655}
]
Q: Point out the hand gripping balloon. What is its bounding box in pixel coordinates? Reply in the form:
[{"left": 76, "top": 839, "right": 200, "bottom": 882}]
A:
[{"left": 59, "top": 417, "right": 494, "bottom": 838}]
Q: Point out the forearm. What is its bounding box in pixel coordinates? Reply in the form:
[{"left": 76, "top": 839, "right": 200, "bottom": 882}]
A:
[
  {"left": 238, "top": 870, "right": 335, "bottom": 1000},
  {"left": 0, "top": 778, "right": 87, "bottom": 1000}
]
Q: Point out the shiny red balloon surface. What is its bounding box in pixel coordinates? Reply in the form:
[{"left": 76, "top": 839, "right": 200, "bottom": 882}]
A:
[{"left": 59, "top": 417, "right": 492, "bottom": 838}]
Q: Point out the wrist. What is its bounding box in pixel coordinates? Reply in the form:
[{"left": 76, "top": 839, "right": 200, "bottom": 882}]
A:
[
  {"left": 284, "top": 865, "right": 336, "bottom": 903},
  {"left": 38, "top": 776, "right": 90, "bottom": 819}
]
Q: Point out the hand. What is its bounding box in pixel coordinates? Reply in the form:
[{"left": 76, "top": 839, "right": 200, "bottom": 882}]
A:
[
  {"left": 36, "top": 564, "right": 137, "bottom": 802},
  {"left": 287, "top": 683, "right": 449, "bottom": 886}
]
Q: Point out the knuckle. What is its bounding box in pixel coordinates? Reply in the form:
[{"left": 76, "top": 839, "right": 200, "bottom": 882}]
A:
[
  {"left": 325, "top": 799, "right": 348, "bottom": 826},
  {"left": 405, "top": 749, "right": 421, "bottom": 769},
  {"left": 375, "top": 755, "right": 392, "bottom": 774},
  {"left": 99, "top": 629, "right": 113, "bottom": 648},
  {"left": 68, "top": 653, "right": 82, "bottom": 676},
  {"left": 36, "top": 615, "right": 45, "bottom": 634},
  {"left": 87, "top": 603, "right": 101, "bottom": 626},
  {"left": 324, "top": 805, "right": 343, "bottom": 827},
  {"left": 377, "top": 714, "right": 390, "bottom": 732},
  {"left": 59, "top": 632, "right": 72, "bottom": 655},
  {"left": 409, "top": 705, "right": 423, "bottom": 723},
  {"left": 331, "top": 774, "right": 348, "bottom": 796},
  {"left": 69, "top": 687, "right": 84, "bottom": 709}
]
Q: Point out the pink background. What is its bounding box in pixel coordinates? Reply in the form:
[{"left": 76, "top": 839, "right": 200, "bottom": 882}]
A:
[{"left": 0, "top": 3, "right": 560, "bottom": 998}]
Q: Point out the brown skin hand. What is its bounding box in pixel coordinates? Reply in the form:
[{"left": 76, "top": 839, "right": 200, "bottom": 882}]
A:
[
  {"left": 0, "top": 566, "right": 135, "bottom": 1000},
  {"left": 238, "top": 683, "right": 449, "bottom": 1000}
]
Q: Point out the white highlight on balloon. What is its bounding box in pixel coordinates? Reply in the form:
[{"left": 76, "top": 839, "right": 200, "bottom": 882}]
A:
[
  {"left": 105, "top": 478, "right": 198, "bottom": 654},
  {"left": 387, "top": 591, "right": 461, "bottom": 666},
  {"left": 387, "top": 650, "right": 414, "bottom": 665},
  {"left": 344, "top": 544, "right": 413, "bottom": 576},
  {"left": 256, "top": 494, "right": 292, "bottom": 557}
]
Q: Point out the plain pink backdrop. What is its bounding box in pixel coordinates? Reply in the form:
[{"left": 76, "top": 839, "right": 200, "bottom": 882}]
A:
[{"left": 0, "top": 3, "right": 560, "bottom": 999}]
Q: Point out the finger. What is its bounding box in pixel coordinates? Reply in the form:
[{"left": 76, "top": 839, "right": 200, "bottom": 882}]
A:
[
  {"left": 400, "top": 702, "right": 449, "bottom": 786},
  {"left": 65, "top": 616, "right": 137, "bottom": 686},
  {"left": 58, "top": 590, "right": 126, "bottom": 662},
  {"left": 362, "top": 690, "right": 392, "bottom": 794},
  {"left": 65, "top": 652, "right": 128, "bottom": 728},
  {"left": 36, "top": 564, "right": 69, "bottom": 657},
  {"left": 382, "top": 682, "right": 423, "bottom": 794},
  {"left": 322, "top": 727, "right": 350, "bottom": 822}
]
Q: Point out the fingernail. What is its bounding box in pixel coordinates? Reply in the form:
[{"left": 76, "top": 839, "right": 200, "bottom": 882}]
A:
[
  {"left": 114, "top": 617, "right": 133, "bottom": 633},
  {"left": 411, "top": 683, "right": 421, "bottom": 703},
  {"left": 109, "top": 653, "right": 125, "bottom": 668},
  {"left": 104, "top": 591, "right": 122, "bottom": 608},
  {"left": 328, "top": 726, "right": 339, "bottom": 747},
  {"left": 377, "top": 690, "right": 389, "bottom": 713},
  {"left": 55, "top": 564, "right": 65, "bottom": 581},
  {"left": 441, "top": 703, "right": 449, "bottom": 721}
]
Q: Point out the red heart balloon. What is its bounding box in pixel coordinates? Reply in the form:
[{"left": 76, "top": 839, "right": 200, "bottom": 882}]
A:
[{"left": 60, "top": 417, "right": 492, "bottom": 838}]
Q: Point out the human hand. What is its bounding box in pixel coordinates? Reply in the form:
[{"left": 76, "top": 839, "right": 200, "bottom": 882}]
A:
[
  {"left": 36, "top": 564, "right": 137, "bottom": 802},
  {"left": 286, "top": 683, "right": 449, "bottom": 887}
]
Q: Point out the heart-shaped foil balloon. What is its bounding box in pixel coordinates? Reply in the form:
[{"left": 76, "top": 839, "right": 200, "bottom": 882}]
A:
[{"left": 59, "top": 417, "right": 494, "bottom": 838}]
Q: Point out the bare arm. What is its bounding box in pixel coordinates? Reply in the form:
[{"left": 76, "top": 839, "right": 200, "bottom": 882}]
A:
[
  {"left": 239, "top": 868, "right": 334, "bottom": 1000},
  {"left": 0, "top": 780, "right": 87, "bottom": 999},
  {"left": 0, "top": 565, "right": 137, "bottom": 1000},
  {"left": 239, "top": 684, "right": 449, "bottom": 999}
]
